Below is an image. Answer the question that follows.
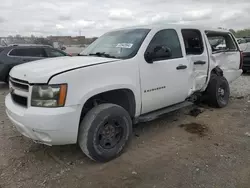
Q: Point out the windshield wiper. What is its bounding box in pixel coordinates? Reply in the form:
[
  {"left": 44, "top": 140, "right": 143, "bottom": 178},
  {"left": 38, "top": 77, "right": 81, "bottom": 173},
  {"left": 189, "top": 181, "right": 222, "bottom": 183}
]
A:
[{"left": 89, "top": 52, "right": 117, "bottom": 58}]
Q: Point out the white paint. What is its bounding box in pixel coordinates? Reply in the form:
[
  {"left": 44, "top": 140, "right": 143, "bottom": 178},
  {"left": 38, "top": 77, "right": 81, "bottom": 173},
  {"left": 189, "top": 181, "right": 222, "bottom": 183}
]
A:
[
  {"left": 9, "top": 56, "right": 120, "bottom": 83},
  {"left": 6, "top": 24, "right": 242, "bottom": 145},
  {"left": 5, "top": 94, "right": 80, "bottom": 145}
]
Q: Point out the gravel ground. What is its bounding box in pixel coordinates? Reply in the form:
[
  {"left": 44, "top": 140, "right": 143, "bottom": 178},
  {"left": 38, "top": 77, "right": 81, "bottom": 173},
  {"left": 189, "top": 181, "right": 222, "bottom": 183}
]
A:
[
  {"left": 230, "top": 73, "right": 250, "bottom": 97},
  {"left": 1, "top": 75, "right": 250, "bottom": 188}
]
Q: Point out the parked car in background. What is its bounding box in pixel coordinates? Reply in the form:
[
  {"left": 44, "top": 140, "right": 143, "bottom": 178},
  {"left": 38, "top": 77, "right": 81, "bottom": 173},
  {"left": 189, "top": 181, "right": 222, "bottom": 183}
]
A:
[
  {"left": 237, "top": 38, "right": 247, "bottom": 44},
  {"left": 238, "top": 42, "right": 250, "bottom": 73},
  {"left": 242, "top": 37, "right": 250, "bottom": 43},
  {"left": 0, "top": 44, "right": 69, "bottom": 83}
]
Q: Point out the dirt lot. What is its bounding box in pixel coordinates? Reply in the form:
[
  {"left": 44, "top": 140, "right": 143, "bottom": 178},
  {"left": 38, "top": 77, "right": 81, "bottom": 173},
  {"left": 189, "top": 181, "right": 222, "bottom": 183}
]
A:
[{"left": 1, "top": 76, "right": 250, "bottom": 188}]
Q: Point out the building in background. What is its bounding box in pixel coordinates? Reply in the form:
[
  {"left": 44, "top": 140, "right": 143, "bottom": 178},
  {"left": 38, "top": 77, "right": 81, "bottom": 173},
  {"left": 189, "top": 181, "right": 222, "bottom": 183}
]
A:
[
  {"left": 47, "top": 36, "right": 97, "bottom": 46},
  {"left": 0, "top": 35, "right": 97, "bottom": 46}
]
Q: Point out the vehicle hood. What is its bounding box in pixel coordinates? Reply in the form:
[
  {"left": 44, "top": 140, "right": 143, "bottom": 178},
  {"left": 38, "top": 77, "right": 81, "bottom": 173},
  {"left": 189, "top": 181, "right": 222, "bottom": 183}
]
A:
[{"left": 10, "top": 56, "right": 120, "bottom": 83}]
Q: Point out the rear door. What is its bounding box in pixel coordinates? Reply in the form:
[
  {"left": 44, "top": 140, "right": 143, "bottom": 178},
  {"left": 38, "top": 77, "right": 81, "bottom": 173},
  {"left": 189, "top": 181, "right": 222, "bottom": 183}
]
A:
[
  {"left": 206, "top": 32, "right": 241, "bottom": 82},
  {"left": 181, "top": 29, "right": 209, "bottom": 92}
]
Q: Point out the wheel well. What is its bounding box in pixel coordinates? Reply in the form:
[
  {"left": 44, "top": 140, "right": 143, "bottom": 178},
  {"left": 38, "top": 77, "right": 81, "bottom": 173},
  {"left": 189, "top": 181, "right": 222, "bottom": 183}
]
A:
[
  {"left": 80, "top": 89, "right": 136, "bottom": 120},
  {"left": 211, "top": 66, "right": 223, "bottom": 76}
]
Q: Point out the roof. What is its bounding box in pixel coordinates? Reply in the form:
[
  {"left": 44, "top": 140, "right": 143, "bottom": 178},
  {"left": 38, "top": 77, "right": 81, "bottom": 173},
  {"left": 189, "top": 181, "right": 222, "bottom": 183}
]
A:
[
  {"left": 7, "top": 44, "right": 52, "bottom": 47},
  {"left": 0, "top": 44, "right": 54, "bottom": 51},
  {"left": 111, "top": 23, "right": 229, "bottom": 33}
]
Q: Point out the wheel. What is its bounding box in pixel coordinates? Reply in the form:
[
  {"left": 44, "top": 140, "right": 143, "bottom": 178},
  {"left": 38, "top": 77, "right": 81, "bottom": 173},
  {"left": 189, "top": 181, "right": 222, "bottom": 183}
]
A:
[
  {"left": 78, "top": 103, "right": 132, "bottom": 162},
  {"left": 243, "top": 69, "right": 247, "bottom": 74},
  {"left": 205, "top": 74, "right": 230, "bottom": 108}
]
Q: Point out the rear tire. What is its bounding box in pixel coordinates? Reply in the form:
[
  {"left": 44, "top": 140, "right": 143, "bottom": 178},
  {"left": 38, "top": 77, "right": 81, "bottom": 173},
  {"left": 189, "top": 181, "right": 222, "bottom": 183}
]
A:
[
  {"left": 78, "top": 103, "right": 132, "bottom": 162},
  {"left": 205, "top": 74, "right": 230, "bottom": 108}
]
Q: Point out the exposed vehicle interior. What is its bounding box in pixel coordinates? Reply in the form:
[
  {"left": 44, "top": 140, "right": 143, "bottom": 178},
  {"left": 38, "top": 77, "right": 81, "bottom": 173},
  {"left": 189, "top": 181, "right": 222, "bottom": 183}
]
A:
[{"left": 206, "top": 31, "right": 237, "bottom": 53}]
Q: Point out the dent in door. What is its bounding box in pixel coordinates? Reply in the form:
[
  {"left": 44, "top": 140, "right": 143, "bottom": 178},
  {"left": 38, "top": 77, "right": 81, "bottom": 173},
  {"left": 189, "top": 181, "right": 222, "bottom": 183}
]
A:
[{"left": 188, "top": 56, "right": 208, "bottom": 92}]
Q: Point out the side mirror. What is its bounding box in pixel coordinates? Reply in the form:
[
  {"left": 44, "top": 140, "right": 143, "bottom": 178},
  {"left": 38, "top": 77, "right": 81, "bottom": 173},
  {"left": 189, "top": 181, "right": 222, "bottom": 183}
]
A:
[
  {"left": 144, "top": 52, "right": 154, "bottom": 63},
  {"left": 145, "top": 45, "right": 172, "bottom": 63}
]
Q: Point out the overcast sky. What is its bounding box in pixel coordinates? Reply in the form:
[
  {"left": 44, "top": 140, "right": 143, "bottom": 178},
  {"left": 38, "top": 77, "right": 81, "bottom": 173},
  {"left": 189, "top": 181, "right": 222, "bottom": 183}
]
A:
[{"left": 0, "top": 0, "right": 250, "bottom": 37}]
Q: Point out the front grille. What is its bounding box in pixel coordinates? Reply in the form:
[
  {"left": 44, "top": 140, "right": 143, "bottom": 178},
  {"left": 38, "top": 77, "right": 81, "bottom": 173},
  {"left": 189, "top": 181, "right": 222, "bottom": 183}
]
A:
[
  {"left": 10, "top": 77, "right": 29, "bottom": 84},
  {"left": 10, "top": 77, "right": 29, "bottom": 91},
  {"left": 10, "top": 80, "right": 29, "bottom": 91},
  {"left": 11, "top": 93, "right": 27, "bottom": 107},
  {"left": 9, "top": 77, "right": 29, "bottom": 107}
]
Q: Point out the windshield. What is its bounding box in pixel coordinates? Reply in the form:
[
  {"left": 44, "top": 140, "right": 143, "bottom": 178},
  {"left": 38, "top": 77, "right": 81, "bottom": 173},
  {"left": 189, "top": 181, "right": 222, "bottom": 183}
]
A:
[{"left": 80, "top": 28, "right": 150, "bottom": 59}]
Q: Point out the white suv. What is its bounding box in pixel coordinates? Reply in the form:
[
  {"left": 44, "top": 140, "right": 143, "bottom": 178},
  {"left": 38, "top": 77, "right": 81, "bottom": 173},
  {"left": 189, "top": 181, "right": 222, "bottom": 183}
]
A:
[{"left": 5, "top": 24, "right": 242, "bottom": 162}]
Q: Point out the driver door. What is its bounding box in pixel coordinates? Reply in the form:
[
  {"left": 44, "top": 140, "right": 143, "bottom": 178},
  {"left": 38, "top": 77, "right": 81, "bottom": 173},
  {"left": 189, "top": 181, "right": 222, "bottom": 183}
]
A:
[{"left": 139, "top": 29, "right": 190, "bottom": 114}]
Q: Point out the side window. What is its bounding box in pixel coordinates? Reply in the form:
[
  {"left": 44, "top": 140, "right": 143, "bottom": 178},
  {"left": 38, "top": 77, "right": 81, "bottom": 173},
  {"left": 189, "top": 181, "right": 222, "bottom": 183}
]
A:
[
  {"left": 28, "top": 48, "right": 46, "bottom": 57},
  {"left": 9, "top": 48, "right": 27, "bottom": 56},
  {"left": 207, "top": 32, "right": 237, "bottom": 53},
  {"left": 146, "top": 29, "right": 182, "bottom": 60},
  {"left": 45, "top": 48, "right": 66, "bottom": 57},
  {"left": 9, "top": 48, "right": 46, "bottom": 57},
  {"left": 181, "top": 29, "right": 204, "bottom": 55}
]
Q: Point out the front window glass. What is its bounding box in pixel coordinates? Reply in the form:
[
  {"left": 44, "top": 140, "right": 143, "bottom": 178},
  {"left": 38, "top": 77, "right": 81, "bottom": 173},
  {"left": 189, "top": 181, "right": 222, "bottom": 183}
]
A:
[
  {"left": 146, "top": 29, "right": 182, "bottom": 59},
  {"left": 80, "top": 29, "right": 150, "bottom": 59}
]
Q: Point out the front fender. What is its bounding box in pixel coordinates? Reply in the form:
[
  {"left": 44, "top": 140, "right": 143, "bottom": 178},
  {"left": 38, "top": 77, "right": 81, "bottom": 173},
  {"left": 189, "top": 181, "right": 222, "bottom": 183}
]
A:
[
  {"left": 49, "top": 60, "right": 141, "bottom": 117},
  {"left": 79, "top": 84, "right": 141, "bottom": 117}
]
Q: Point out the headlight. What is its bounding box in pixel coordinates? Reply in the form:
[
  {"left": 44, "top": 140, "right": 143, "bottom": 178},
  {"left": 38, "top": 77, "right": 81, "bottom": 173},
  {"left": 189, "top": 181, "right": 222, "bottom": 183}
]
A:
[{"left": 31, "top": 84, "right": 67, "bottom": 107}]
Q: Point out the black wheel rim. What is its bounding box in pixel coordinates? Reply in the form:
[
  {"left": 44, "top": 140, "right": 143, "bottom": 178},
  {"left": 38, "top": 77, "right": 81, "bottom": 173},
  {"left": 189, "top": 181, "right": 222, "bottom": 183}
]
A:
[
  {"left": 217, "top": 82, "right": 228, "bottom": 104},
  {"left": 97, "top": 117, "right": 124, "bottom": 149}
]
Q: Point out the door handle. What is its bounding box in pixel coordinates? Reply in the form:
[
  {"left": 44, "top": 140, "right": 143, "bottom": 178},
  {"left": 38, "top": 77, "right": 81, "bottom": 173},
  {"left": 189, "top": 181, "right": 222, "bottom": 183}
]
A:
[
  {"left": 194, "top": 61, "right": 206, "bottom": 65},
  {"left": 176, "top": 65, "right": 187, "bottom": 70}
]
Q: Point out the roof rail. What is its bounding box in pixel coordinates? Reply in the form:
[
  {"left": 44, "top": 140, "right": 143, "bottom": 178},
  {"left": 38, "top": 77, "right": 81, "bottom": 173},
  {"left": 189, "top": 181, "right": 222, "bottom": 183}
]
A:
[{"left": 7, "top": 44, "right": 52, "bottom": 47}]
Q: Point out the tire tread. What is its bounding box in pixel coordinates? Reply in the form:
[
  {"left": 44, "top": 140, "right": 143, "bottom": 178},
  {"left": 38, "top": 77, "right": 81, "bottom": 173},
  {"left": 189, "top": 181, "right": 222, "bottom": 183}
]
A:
[{"left": 78, "top": 103, "right": 132, "bottom": 162}]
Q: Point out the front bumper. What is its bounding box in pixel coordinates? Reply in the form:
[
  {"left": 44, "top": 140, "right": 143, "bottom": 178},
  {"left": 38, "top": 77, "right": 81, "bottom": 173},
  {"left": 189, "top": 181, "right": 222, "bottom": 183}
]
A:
[{"left": 5, "top": 94, "right": 81, "bottom": 145}]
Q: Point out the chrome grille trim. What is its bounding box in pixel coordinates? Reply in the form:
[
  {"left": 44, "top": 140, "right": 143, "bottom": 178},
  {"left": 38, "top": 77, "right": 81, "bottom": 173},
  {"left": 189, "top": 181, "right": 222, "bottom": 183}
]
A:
[
  {"left": 9, "top": 76, "right": 30, "bottom": 108},
  {"left": 9, "top": 77, "right": 29, "bottom": 92}
]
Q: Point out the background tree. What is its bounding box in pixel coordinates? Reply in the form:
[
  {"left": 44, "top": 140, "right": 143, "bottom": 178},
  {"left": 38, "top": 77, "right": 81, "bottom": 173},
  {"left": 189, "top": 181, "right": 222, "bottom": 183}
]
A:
[{"left": 234, "top": 29, "right": 250, "bottom": 38}]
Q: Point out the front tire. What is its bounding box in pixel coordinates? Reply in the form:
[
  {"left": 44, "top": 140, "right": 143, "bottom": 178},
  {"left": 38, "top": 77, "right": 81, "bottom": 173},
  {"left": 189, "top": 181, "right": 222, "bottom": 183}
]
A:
[
  {"left": 205, "top": 74, "right": 230, "bottom": 108},
  {"left": 78, "top": 103, "right": 132, "bottom": 162}
]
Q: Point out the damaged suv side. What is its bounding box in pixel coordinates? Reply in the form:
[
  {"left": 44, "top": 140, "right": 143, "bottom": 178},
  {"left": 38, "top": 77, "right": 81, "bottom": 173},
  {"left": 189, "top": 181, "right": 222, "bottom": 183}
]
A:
[{"left": 5, "top": 24, "right": 242, "bottom": 162}]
